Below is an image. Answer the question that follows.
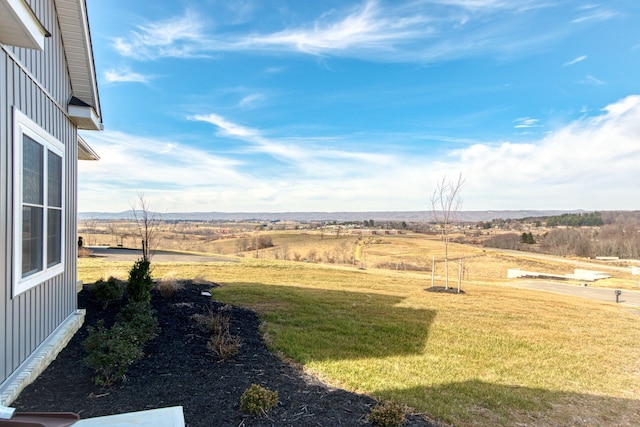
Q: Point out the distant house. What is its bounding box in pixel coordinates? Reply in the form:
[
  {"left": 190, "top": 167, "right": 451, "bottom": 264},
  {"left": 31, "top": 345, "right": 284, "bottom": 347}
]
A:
[{"left": 0, "top": 0, "right": 102, "bottom": 405}]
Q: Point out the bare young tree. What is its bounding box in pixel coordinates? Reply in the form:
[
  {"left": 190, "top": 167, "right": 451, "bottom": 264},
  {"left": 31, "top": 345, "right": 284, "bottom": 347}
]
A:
[
  {"left": 430, "top": 173, "right": 465, "bottom": 290},
  {"left": 80, "top": 218, "right": 99, "bottom": 246},
  {"left": 130, "top": 193, "right": 161, "bottom": 261}
]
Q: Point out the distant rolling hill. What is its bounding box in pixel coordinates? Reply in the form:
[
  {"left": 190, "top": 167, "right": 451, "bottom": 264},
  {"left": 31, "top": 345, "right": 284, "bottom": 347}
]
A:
[{"left": 78, "top": 210, "right": 586, "bottom": 222}]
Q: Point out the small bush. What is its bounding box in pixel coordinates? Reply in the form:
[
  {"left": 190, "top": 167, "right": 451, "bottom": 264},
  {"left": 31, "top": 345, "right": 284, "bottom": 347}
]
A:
[
  {"left": 116, "top": 302, "right": 159, "bottom": 345},
  {"left": 368, "top": 401, "right": 407, "bottom": 427},
  {"left": 157, "top": 274, "right": 182, "bottom": 298},
  {"left": 78, "top": 246, "right": 92, "bottom": 258},
  {"left": 208, "top": 328, "right": 241, "bottom": 360},
  {"left": 83, "top": 320, "right": 144, "bottom": 386},
  {"left": 239, "top": 384, "right": 278, "bottom": 415},
  {"left": 192, "top": 273, "right": 209, "bottom": 285},
  {"left": 127, "top": 258, "right": 153, "bottom": 303},
  {"left": 194, "top": 309, "right": 241, "bottom": 360},
  {"left": 83, "top": 300, "right": 158, "bottom": 387},
  {"left": 92, "top": 277, "right": 124, "bottom": 308}
]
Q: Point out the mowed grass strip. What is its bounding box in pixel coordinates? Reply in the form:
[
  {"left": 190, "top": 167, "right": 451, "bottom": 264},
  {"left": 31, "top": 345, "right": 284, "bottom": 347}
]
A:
[{"left": 78, "top": 257, "right": 640, "bottom": 426}]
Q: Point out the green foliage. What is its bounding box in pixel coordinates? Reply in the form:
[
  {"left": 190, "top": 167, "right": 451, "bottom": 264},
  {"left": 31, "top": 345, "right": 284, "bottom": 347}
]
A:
[
  {"left": 368, "top": 401, "right": 407, "bottom": 427},
  {"left": 520, "top": 232, "right": 536, "bottom": 244},
  {"left": 239, "top": 384, "right": 278, "bottom": 415},
  {"left": 545, "top": 211, "right": 603, "bottom": 227},
  {"left": 92, "top": 276, "right": 124, "bottom": 309},
  {"left": 116, "top": 302, "right": 159, "bottom": 345},
  {"left": 83, "top": 320, "right": 144, "bottom": 386},
  {"left": 83, "top": 294, "right": 158, "bottom": 386},
  {"left": 127, "top": 258, "right": 153, "bottom": 303}
]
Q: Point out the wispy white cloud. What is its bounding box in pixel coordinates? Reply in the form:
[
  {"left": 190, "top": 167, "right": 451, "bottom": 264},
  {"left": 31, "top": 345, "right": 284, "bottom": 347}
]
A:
[
  {"left": 78, "top": 123, "right": 419, "bottom": 212},
  {"left": 188, "top": 113, "right": 391, "bottom": 172},
  {"left": 581, "top": 74, "right": 605, "bottom": 85},
  {"left": 79, "top": 96, "right": 640, "bottom": 212},
  {"left": 238, "top": 1, "right": 432, "bottom": 55},
  {"left": 78, "top": 130, "right": 250, "bottom": 212},
  {"left": 448, "top": 95, "right": 640, "bottom": 209},
  {"left": 108, "top": 0, "right": 567, "bottom": 64},
  {"left": 572, "top": 6, "right": 619, "bottom": 24},
  {"left": 562, "top": 54, "right": 587, "bottom": 67},
  {"left": 513, "top": 117, "right": 541, "bottom": 129},
  {"left": 189, "top": 113, "right": 259, "bottom": 138},
  {"left": 238, "top": 93, "right": 266, "bottom": 110},
  {"left": 104, "top": 68, "right": 153, "bottom": 83},
  {"left": 112, "top": 10, "right": 209, "bottom": 60},
  {"left": 425, "top": 0, "right": 546, "bottom": 12}
]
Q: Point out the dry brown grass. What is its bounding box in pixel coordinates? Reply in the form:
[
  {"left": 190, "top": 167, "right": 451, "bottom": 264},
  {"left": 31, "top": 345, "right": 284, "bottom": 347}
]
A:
[
  {"left": 76, "top": 234, "right": 640, "bottom": 427},
  {"left": 156, "top": 271, "right": 183, "bottom": 298}
]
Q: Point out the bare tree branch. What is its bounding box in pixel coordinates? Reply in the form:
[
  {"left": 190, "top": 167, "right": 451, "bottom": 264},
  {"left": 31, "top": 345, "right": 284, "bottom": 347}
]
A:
[
  {"left": 130, "top": 193, "right": 161, "bottom": 261},
  {"left": 430, "top": 173, "right": 465, "bottom": 289}
]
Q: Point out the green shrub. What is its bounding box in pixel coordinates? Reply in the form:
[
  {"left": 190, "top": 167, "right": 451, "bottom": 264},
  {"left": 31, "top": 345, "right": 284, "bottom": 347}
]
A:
[
  {"left": 83, "top": 300, "right": 158, "bottom": 387},
  {"left": 92, "top": 277, "right": 124, "bottom": 309},
  {"left": 239, "top": 384, "right": 278, "bottom": 415},
  {"left": 368, "top": 401, "right": 407, "bottom": 427},
  {"left": 127, "top": 258, "right": 153, "bottom": 303},
  {"left": 83, "top": 320, "right": 143, "bottom": 386},
  {"left": 116, "top": 302, "right": 159, "bottom": 345}
]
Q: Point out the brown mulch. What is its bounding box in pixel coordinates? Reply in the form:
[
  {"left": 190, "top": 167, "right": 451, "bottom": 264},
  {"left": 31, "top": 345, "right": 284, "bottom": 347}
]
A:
[{"left": 13, "top": 282, "right": 438, "bottom": 426}]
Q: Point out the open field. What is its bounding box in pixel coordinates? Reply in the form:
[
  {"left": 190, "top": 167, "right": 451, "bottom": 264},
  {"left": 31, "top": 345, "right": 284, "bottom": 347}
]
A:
[
  {"left": 76, "top": 229, "right": 640, "bottom": 426},
  {"left": 79, "top": 225, "right": 640, "bottom": 289}
]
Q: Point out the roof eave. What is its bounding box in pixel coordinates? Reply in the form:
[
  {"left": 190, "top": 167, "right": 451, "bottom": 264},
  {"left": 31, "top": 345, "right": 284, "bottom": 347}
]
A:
[
  {"left": 68, "top": 103, "right": 102, "bottom": 131},
  {"left": 55, "top": 0, "right": 102, "bottom": 129},
  {"left": 77, "top": 135, "right": 99, "bottom": 160},
  {"left": 0, "top": 0, "right": 51, "bottom": 50}
]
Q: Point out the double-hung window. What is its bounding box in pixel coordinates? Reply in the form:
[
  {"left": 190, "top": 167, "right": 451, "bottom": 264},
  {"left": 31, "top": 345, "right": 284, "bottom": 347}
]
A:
[{"left": 13, "top": 109, "right": 65, "bottom": 297}]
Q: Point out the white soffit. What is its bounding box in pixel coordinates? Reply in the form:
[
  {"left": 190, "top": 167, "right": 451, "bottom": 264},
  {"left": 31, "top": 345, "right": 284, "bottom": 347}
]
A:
[
  {"left": 77, "top": 135, "right": 99, "bottom": 160},
  {"left": 55, "top": 0, "right": 102, "bottom": 122},
  {"left": 0, "top": 0, "right": 49, "bottom": 50}
]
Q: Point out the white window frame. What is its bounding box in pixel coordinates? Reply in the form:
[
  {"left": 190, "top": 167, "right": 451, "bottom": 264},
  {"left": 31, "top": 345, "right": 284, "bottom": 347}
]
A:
[{"left": 13, "top": 108, "right": 65, "bottom": 297}]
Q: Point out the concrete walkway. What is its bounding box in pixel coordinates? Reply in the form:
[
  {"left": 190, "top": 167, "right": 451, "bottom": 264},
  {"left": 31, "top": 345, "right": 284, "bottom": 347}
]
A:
[
  {"left": 510, "top": 280, "right": 640, "bottom": 308},
  {"left": 74, "top": 406, "right": 185, "bottom": 426}
]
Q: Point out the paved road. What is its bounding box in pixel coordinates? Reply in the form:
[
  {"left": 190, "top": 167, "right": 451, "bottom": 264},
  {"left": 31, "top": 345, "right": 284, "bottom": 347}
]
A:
[
  {"left": 85, "top": 246, "right": 238, "bottom": 263},
  {"left": 510, "top": 280, "right": 640, "bottom": 307}
]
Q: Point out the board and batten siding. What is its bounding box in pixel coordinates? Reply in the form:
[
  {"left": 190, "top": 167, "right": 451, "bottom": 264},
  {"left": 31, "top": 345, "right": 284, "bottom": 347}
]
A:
[{"left": 1, "top": 0, "right": 80, "bottom": 385}]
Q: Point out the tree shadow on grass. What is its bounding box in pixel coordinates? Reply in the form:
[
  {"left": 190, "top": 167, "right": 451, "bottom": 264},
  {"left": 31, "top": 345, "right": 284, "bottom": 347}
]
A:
[
  {"left": 377, "top": 379, "right": 640, "bottom": 427},
  {"left": 212, "top": 282, "right": 437, "bottom": 362}
]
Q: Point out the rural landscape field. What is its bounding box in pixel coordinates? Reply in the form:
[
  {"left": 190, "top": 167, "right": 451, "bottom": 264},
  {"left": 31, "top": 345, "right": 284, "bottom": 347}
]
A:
[{"left": 75, "top": 215, "right": 640, "bottom": 426}]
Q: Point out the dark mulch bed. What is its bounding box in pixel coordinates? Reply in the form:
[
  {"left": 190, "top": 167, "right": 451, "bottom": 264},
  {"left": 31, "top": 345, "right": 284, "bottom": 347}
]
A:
[
  {"left": 13, "top": 282, "right": 438, "bottom": 427},
  {"left": 425, "top": 286, "right": 466, "bottom": 294}
]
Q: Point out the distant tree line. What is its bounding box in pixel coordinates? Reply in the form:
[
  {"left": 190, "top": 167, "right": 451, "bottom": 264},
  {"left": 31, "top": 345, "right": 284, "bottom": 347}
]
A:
[
  {"left": 484, "top": 219, "right": 640, "bottom": 259},
  {"left": 545, "top": 212, "right": 603, "bottom": 227}
]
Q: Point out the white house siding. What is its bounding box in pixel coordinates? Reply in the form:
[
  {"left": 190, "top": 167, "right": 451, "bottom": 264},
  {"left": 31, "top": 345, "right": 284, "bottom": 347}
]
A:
[{"left": 0, "top": 0, "right": 79, "bottom": 388}]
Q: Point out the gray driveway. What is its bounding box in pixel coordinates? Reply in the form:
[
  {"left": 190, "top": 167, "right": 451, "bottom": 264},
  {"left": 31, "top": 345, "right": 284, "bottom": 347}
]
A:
[
  {"left": 510, "top": 280, "right": 640, "bottom": 308},
  {"left": 85, "top": 246, "right": 237, "bottom": 263}
]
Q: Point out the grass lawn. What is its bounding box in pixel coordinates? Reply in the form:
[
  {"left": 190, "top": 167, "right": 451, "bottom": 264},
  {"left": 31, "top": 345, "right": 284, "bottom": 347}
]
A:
[{"left": 78, "top": 256, "right": 640, "bottom": 426}]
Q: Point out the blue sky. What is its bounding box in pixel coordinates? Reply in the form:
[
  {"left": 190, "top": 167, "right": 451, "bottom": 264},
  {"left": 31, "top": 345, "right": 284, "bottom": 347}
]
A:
[{"left": 79, "top": 0, "right": 640, "bottom": 213}]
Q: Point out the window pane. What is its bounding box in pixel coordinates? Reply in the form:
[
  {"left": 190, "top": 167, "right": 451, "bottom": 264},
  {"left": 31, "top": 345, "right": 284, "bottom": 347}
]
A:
[
  {"left": 22, "top": 206, "right": 43, "bottom": 277},
  {"left": 48, "top": 150, "right": 62, "bottom": 208},
  {"left": 23, "top": 135, "right": 43, "bottom": 205},
  {"left": 47, "top": 208, "right": 62, "bottom": 267}
]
